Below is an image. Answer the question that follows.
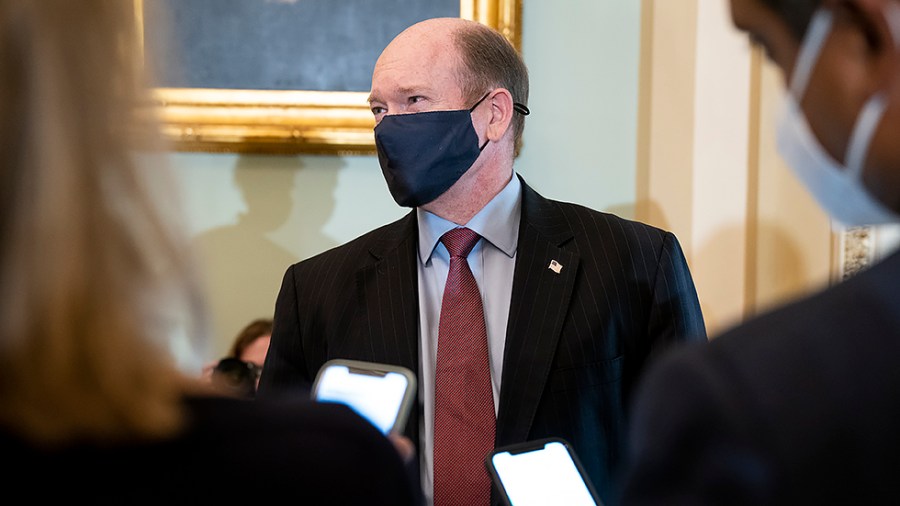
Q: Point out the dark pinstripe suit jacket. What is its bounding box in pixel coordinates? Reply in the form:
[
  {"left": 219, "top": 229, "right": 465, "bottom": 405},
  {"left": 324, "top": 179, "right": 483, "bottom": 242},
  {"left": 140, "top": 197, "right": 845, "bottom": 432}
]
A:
[{"left": 259, "top": 175, "right": 707, "bottom": 504}]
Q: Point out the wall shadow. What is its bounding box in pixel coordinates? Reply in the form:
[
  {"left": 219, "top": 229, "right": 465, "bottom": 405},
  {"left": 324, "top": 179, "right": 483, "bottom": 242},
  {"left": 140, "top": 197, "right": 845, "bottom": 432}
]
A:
[
  {"left": 192, "top": 154, "right": 338, "bottom": 354},
  {"left": 606, "top": 199, "right": 670, "bottom": 232},
  {"left": 693, "top": 219, "right": 810, "bottom": 338}
]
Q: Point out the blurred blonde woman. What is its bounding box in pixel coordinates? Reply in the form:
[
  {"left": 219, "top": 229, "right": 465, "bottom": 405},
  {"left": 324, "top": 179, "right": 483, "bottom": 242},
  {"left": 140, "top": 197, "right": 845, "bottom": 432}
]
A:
[{"left": 0, "top": 1, "right": 418, "bottom": 503}]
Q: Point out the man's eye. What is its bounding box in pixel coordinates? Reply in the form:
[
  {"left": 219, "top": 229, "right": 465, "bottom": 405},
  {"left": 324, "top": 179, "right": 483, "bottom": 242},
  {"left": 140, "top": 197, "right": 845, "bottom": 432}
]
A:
[
  {"left": 408, "top": 96, "right": 424, "bottom": 104},
  {"left": 371, "top": 106, "right": 386, "bottom": 115}
]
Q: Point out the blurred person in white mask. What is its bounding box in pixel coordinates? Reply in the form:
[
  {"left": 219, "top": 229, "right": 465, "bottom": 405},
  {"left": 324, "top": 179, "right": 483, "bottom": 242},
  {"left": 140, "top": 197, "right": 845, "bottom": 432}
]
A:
[{"left": 620, "top": 0, "right": 900, "bottom": 504}]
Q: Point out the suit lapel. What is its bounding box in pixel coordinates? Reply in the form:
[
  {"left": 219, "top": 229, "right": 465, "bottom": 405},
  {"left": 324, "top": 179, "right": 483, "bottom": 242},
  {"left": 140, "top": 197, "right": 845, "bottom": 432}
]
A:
[
  {"left": 353, "top": 211, "right": 420, "bottom": 374},
  {"left": 345, "top": 180, "right": 579, "bottom": 448},
  {"left": 496, "top": 178, "right": 579, "bottom": 446},
  {"left": 349, "top": 211, "right": 421, "bottom": 443}
]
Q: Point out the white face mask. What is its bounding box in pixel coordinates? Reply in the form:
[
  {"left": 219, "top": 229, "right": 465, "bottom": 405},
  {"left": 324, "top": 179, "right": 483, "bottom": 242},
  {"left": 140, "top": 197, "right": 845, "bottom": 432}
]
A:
[{"left": 776, "top": 8, "right": 900, "bottom": 227}]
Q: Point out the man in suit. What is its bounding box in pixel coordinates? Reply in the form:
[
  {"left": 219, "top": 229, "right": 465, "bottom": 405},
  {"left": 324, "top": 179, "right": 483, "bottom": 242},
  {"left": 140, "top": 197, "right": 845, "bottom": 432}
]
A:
[
  {"left": 259, "top": 17, "right": 706, "bottom": 505},
  {"left": 620, "top": 0, "right": 900, "bottom": 504}
]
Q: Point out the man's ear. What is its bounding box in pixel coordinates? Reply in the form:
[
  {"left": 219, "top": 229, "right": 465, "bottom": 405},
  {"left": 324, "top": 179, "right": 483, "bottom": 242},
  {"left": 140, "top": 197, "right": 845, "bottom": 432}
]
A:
[
  {"left": 845, "top": 0, "right": 900, "bottom": 55},
  {"left": 485, "top": 88, "right": 514, "bottom": 142},
  {"left": 837, "top": 0, "right": 900, "bottom": 90}
]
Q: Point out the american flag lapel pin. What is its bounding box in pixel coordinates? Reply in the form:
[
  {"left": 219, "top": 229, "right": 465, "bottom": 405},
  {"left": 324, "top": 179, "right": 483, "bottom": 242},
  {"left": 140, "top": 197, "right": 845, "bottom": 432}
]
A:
[{"left": 548, "top": 259, "right": 563, "bottom": 274}]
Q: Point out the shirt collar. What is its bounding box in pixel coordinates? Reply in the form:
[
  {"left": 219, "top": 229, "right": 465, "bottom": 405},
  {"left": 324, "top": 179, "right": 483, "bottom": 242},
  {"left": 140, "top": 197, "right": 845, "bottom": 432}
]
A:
[{"left": 417, "top": 175, "right": 522, "bottom": 263}]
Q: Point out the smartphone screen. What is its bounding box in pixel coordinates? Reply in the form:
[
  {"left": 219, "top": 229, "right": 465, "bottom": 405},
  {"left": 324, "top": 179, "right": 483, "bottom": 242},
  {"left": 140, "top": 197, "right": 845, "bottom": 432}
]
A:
[
  {"left": 488, "top": 439, "right": 601, "bottom": 506},
  {"left": 312, "top": 360, "right": 415, "bottom": 435}
]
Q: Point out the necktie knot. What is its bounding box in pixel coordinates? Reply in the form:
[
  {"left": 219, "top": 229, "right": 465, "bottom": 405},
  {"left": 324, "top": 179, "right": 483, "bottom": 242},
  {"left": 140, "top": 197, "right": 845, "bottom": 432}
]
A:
[{"left": 440, "top": 227, "right": 480, "bottom": 259}]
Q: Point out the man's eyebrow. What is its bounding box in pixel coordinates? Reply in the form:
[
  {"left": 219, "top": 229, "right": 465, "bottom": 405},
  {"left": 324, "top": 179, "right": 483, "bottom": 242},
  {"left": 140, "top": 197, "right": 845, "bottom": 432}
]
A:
[{"left": 367, "top": 86, "right": 431, "bottom": 104}]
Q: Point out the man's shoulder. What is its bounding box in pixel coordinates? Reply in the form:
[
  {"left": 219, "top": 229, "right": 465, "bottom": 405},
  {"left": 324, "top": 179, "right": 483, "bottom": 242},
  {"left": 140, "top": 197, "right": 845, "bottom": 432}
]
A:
[
  {"left": 718, "top": 252, "right": 900, "bottom": 349},
  {"left": 546, "top": 197, "right": 673, "bottom": 246},
  {"left": 638, "top": 255, "right": 900, "bottom": 456},
  {"left": 660, "top": 254, "right": 900, "bottom": 394},
  {"left": 525, "top": 183, "right": 666, "bottom": 231},
  {"left": 628, "top": 268, "right": 900, "bottom": 506},
  {"left": 293, "top": 212, "right": 415, "bottom": 269},
  {"left": 692, "top": 285, "right": 854, "bottom": 369}
]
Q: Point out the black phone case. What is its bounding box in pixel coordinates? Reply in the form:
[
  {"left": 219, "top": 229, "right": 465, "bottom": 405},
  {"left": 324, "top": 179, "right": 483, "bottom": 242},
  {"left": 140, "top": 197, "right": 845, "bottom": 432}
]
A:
[
  {"left": 485, "top": 437, "right": 603, "bottom": 506},
  {"left": 311, "top": 358, "right": 417, "bottom": 434}
]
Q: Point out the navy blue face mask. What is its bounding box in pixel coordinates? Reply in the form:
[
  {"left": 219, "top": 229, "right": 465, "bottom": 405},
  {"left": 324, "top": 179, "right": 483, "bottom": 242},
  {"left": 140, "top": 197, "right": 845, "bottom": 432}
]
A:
[{"left": 375, "top": 93, "right": 528, "bottom": 208}]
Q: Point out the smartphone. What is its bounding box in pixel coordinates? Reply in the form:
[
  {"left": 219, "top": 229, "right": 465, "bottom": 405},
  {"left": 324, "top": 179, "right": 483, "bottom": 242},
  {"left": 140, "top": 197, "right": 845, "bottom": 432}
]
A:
[
  {"left": 486, "top": 438, "right": 602, "bottom": 506},
  {"left": 311, "top": 359, "right": 416, "bottom": 435}
]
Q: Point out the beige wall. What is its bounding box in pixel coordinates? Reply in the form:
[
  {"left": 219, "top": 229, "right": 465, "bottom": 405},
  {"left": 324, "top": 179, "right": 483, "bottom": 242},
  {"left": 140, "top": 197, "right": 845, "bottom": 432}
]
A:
[
  {"left": 638, "top": 0, "right": 835, "bottom": 337},
  {"left": 170, "top": 153, "right": 407, "bottom": 361}
]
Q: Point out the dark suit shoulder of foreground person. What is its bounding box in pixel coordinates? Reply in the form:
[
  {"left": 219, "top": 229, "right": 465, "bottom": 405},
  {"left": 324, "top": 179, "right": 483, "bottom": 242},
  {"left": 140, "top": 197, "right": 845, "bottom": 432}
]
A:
[
  {"left": 1, "top": 396, "right": 421, "bottom": 505},
  {"left": 621, "top": 249, "right": 900, "bottom": 506}
]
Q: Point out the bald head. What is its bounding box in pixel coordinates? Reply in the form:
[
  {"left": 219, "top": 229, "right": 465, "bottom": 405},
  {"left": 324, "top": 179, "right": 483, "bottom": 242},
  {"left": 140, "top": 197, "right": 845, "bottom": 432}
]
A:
[
  {"left": 369, "top": 18, "right": 469, "bottom": 111},
  {"left": 381, "top": 16, "right": 482, "bottom": 60},
  {"left": 388, "top": 16, "right": 476, "bottom": 49},
  {"left": 369, "top": 17, "right": 529, "bottom": 155}
]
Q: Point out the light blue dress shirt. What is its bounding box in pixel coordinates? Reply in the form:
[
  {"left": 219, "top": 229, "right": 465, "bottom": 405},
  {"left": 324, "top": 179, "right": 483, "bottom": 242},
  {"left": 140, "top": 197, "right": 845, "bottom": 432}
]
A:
[{"left": 416, "top": 174, "right": 521, "bottom": 504}]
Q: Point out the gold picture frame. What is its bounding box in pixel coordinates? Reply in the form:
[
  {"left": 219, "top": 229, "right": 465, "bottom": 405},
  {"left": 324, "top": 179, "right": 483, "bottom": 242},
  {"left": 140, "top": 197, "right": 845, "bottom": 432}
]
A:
[{"left": 135, "top": 0, "right": 522, "bottom": 155}]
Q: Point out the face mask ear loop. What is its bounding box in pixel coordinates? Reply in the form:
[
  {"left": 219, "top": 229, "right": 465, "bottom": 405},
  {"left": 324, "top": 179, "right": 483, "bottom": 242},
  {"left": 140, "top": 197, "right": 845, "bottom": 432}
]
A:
[
  {"left": 842, "top": 3, "right": 900, "bottom": 178},
  {"left": 886, "top": 2, "right": 900, "bottom": 45},
  {"left": 790, "top": 10, "right": 834, "bottom": 100},
  {"left": 469, "top": 92, "right": 492, "bottom": 151},
  {"left": 844, "top": 93, "right": 889, "bottom": 178},
  {"left": 469, "top": 92, "right": 491, "bottom": 112}
]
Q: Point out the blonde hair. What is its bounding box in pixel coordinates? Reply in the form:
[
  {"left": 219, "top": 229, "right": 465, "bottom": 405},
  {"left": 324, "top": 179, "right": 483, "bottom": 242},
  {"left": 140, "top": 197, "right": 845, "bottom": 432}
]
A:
[{"left": 0, "top": 0, "right": 209, "bottom": 445}]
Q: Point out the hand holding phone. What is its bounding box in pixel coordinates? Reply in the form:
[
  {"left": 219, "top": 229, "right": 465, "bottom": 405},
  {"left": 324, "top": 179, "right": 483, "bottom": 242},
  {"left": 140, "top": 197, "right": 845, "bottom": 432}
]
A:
[
  {"left": 311, "top": 359, "right": 416, "bottom": 435},
  {"left": 486, "top": 438, "right": 602, "bottom": 506}
]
